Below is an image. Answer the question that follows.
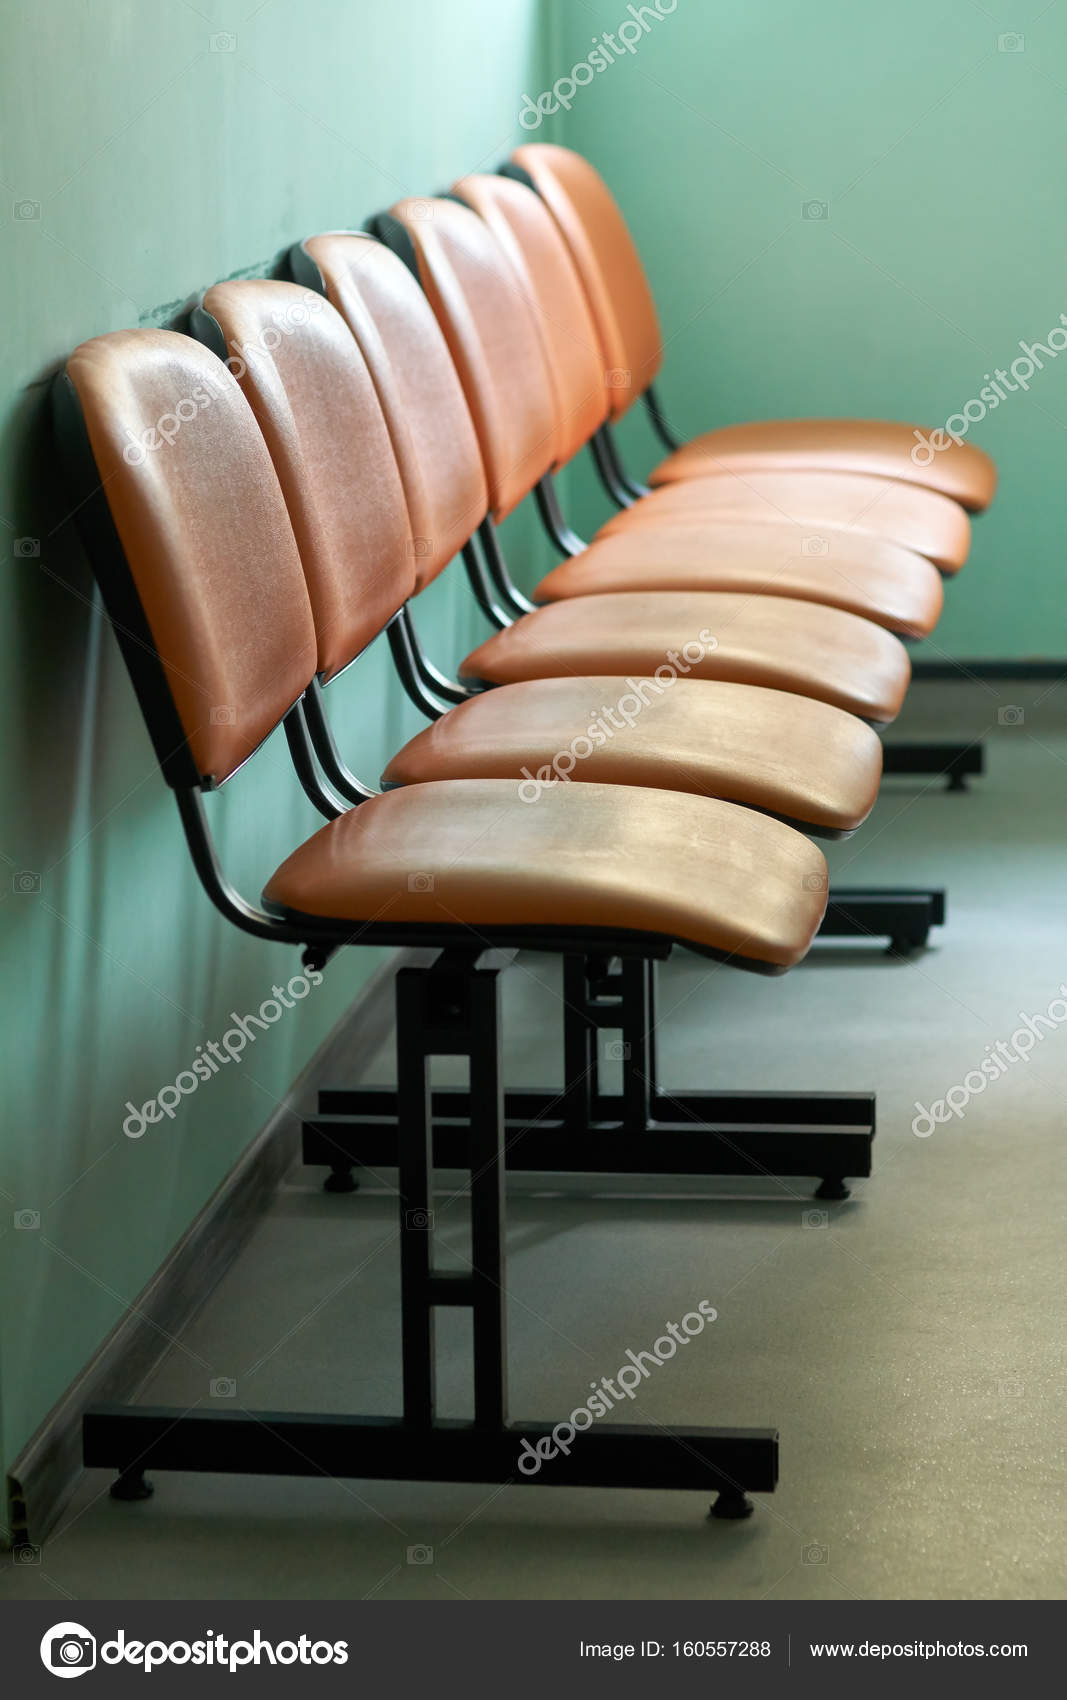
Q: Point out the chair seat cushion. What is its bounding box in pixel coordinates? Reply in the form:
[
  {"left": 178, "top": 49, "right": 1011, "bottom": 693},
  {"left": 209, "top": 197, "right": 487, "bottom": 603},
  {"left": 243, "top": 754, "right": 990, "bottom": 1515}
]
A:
[
  {"left": 601, "top": 469, "right": 971, "bottom": 572},
  {"left": 536, "top": 521, "right": 943, "bottom": 638},
  {"left": 458, "top": 592, "right": 910, "bottom": 724},
  {"left": 651, "top": 418, "right": 997, "bottom": 513},
  {"left": 383, "top": 677, "right": 882, "bottom": 837},
  {"left": 262, "top": 779, "right": 828, "bottom": 970}
]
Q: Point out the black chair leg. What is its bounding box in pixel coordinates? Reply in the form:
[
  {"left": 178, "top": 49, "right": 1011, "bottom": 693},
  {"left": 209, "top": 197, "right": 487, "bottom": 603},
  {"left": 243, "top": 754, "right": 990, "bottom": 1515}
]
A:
[{"left": 88, "top": 948, "right": 777, "bottom": 1513}]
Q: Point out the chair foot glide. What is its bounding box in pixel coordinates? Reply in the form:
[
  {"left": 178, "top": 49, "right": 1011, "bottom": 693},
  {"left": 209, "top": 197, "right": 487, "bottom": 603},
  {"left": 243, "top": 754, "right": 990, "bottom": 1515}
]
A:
[
  {"left": 814, "top": 1176, "right": 851, "bottom": 1202},
  {"left": 709, "top": 1488, "right": 756, "bottom": 1521},
  {"left": 109, "top": 1470, "right": 154, "bottom": 1503},
  {"left": 322, "top": 1163, "right": 359, "bottom": 1194}
]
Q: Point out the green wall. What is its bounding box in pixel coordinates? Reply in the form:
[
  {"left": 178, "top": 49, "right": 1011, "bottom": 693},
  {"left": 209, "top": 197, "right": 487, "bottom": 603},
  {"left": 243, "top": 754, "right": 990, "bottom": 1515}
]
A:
[
  {"left": 548, "top": 0, "right": 1067, "bottom": 659},
  {"left": 0, "top": 0, "right": 549, "bottom": 1499}
]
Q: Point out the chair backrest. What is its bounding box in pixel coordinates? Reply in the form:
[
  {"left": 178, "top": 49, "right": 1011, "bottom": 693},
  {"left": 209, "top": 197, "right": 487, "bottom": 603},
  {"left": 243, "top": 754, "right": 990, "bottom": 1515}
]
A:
[
  {"left": 383, "top": 195, "right": 558, "bottom": 522},
  {"left": 452, "top": 174, "right": 609, "bottom": 464},
  {"left": 293, "top": 231, "right": 488, "bottom": 583},
  {"left": 197, "top": 280, "right": 416, "bottom": 681},
  {"left": 510, "top": 143, "right": 663, "bottom": 418},
  {"left": 56, "top": 328, "right": 318, "bottom": 787}
]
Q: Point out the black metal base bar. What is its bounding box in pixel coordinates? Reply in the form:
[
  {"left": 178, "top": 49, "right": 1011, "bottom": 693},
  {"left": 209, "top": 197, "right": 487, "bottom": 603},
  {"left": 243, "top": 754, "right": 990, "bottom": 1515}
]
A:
[
  {"left": 84, "top": 1407, "right": 777, "bottom": 1495},
  {"left": 881, "top": 741, "right": 984, "bottom": 790},
  {"left": 821, "top": 887, "right": 946, "bottom": 952},
  {"left": 304, "top": 1086, "right": 874, "bottom": 1182}
]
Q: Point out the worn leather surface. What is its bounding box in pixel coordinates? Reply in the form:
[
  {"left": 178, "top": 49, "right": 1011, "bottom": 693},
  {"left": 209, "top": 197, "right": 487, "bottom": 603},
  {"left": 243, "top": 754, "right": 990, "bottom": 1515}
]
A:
[
  {"left": 460, "top": 590, "right": 911, "bottom": 723},
  {"left": 536, "top": 520, "right": 944, "bottom": 637},
  {"left": 263, "top": 777, "right": 830, "bottom": 969},
  {"left": 383, "top": 675, "right": 883, "bottom": 835},
  {"left": 66, "top": 328, "right": 317, "bottom": 781}
]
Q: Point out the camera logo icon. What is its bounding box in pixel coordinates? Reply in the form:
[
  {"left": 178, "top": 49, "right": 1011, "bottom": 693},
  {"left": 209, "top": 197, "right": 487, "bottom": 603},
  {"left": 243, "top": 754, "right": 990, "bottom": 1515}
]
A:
[
  {"left": 40, "top": 1622, "right": 97, "bottom": 1678},
  {"left": 407, "top": 537, "right": 434, "bottom": 558},
  {"left": 210, "top": 704, "right": 237, "bottom": 725},
  {"left": 802, "top": 200, "right": 829, "bottom": 220},
  {"left": 605, "top": 368, "right": 631, "bottom": 390},
  {"left": 407, "top": 1544, "right": 434, "bottom": 1564},
  {"left": 14, "top": 537, "right": 40, "bottom": 557},
  {"left": 997, "top": 705, "right": 1024, "bottom": 726},
  {"left": 210, "top": 31, "right": 237, "bottom": 52},
  {"left": 14, "top": 1209, "right": 41, "bottom": 1230},
  {"left": 408, "top": 200, "right": 434, "bottom": 221},
  {"left": 802, "top": 535, "right": 829, "bottom": 556},
  {"left": 210, "top": 1377, "right": 237, "bottom": 1398},
  {"left": 14, "top": 200, "right": 40, "bottom": 220},
  {"left": 408, "top": 871, "right": 435, "bottom": 893},
  {"left": 802, "top": 871, "right": 828, "bottom": 893},
  {"left": 13, "top": 870, "right": 41, "bottom": 894},
  {"left": 404, "top": 1208, "right": 434, "bottom": 1231},
  {"left": 802, "top": 1541, "right": 829, "bottom": 1564},
  {"left": 803, "top": 1209, "right": 828, "bottom": 1230},
  {"left": 996, "top": 32, "right": 1025, "bottom": 52},
  {"left": 604, "top": 1040, "right": 631, "bottom": 1061}
]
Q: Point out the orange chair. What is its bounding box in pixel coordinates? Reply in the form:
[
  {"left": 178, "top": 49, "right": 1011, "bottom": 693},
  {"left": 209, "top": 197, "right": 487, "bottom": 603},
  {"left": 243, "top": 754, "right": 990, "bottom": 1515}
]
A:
[
  {"left": 283, "top": 236, "right": 945, "bottom": 950},
  {"left": 453, "top": 171, "right": 945, "bottom": 631},
  {"left": 194, "top": 272, "right": 882, "bottom": 838},
  {"left": 54, "top": 323, "right": 873, "bottom": 1518},
  {"left": 369, "top": 192, "right": 983, "bottom": 791},
  {"left": 361, "top": 202, "right": 910, "bottom": 723},
  {"left": 506, "top": 143, "right": 996, "bottom": 517}
]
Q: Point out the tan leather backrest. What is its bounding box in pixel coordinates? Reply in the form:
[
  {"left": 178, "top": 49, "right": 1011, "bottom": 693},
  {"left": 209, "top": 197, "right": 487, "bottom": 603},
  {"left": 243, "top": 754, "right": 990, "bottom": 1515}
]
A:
[
  {"left": 200, "top": 280, "right": 415, "bottom": 680},
  {"left": 66, "top": 328, "right": 317, "bottom": 784},
  {"left": 453, "top": 174, "right": 609, "bottom": 466},
  {"left": 389, "top": 196, "right": 557, "bottom": 522},
  {"left": 299, "top": 232, "right": 488, "bottom": 588},
  {"left": 511, "top": 143, "right": 663, "bottom": 419}
]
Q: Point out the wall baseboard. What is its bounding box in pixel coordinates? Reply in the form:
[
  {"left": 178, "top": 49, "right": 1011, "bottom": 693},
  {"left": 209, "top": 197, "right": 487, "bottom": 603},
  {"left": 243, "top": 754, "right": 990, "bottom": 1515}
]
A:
[{"left": 3, "top": 951, "right": 405, "bottom": 1554}]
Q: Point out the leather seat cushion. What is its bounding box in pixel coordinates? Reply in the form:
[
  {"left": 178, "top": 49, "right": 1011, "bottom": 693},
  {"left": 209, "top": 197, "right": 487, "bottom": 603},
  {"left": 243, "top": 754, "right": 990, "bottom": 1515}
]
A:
[
  {"left": 459, "top": 592, "right": 911, "bottom": 724},
  {"left": 536, "top": 521, "right": 943, "bottom": 638},
  {"left": 651, "top": 418, "right": 996, "bottom": 513},
  {"left": 262, "top": 779, "right": 829, "bottom": 970},
  {"left": 383, "top": 678, "right": 882, "bottom": 837},
  {"left": 601, "top": 469, "right": 971, "bottom": 572}
]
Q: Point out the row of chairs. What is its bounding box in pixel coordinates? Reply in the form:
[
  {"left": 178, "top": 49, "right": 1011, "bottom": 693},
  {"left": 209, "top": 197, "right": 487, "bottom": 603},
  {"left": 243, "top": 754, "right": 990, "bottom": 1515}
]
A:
[{"left": 56, "top": 146, "right": 996, "bottom": 1520}]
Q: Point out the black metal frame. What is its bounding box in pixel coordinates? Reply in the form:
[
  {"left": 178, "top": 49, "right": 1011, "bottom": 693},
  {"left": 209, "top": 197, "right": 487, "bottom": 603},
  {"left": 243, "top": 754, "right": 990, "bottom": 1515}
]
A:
[
  {"left": 533, "top": 472, "right": 586, "bottom": 557},
  {"left": 55, "top": 354, "right": 837, "bottom": 1516},
  {"left": 305, "top": 951, "right": 874, "bottom": 1205},
  {"left": 88, "top": 949, "right": 777, "bottom": 1517}
]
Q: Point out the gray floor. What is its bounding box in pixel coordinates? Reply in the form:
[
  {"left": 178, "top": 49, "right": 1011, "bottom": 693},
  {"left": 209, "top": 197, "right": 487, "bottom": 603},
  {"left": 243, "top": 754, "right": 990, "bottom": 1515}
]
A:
[{"left": 5, "top": 680, "right": 1067, "bottom": 1601}]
